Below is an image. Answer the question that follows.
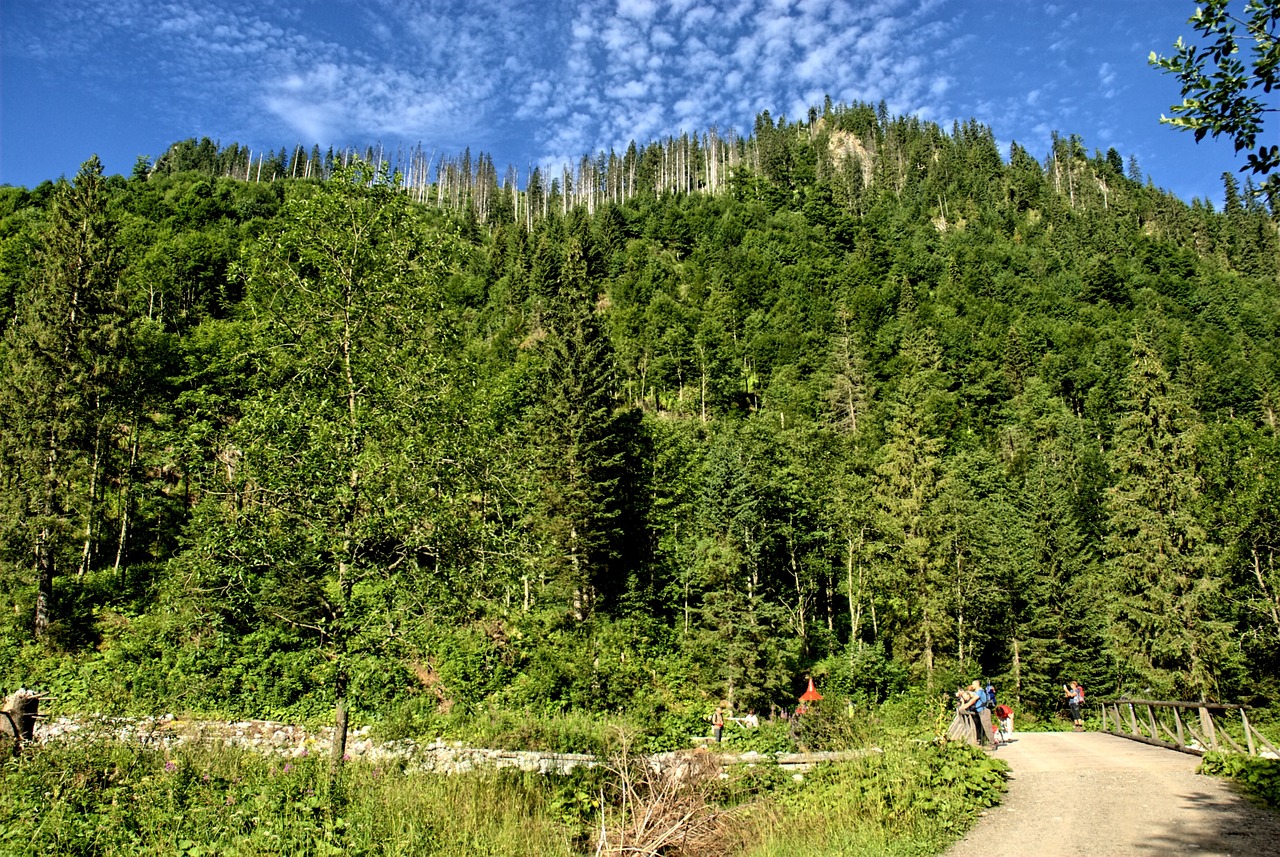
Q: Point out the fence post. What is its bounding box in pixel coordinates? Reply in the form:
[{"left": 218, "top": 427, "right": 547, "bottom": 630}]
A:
[
  {"left": 1242, "top": 709, "right": 1257, "bottom": 756},
  {"left": 1127, "top": 703, "right": 1138, "bottom": 735},
  {"left": 1174, "top": 707, "right": 1185, "bottom": 748},
  {"left": 1145, "top": 705, "right": 1158, "bottom": 740},
  {"left": 1198, "top": 706, "right": 1217, "bottom": 751}
]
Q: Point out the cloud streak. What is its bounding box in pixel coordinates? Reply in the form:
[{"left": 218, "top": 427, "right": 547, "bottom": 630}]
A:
[
  {"left": 3, "top": 0, "right": 1249, "bottom": 203},
  {"left": 9, "top": 0, "right": 958, "bottom": 169}
]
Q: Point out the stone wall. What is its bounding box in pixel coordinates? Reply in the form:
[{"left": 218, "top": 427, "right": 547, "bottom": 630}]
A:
[{"left": 34, "top": 714, "right": 873, "bottom": 775}]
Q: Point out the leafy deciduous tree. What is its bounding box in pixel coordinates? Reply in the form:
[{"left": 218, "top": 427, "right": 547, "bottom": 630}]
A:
[{"left": 1151, "top": 1, "right": 1280, "bottom": 186}]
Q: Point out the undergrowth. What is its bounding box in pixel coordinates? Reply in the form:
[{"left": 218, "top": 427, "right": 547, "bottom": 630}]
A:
[
  {"left": 0, "top": 736, "right": 584, "bottom": 857},
  {"left": 0, "top": 722, "right": 1008, "bottom": 857},
  {"left": 1198, "top": 752, "right": 1280, "bottom": 810},
  {"left": 733, "top": 739, "right": 1008, "bottom": 857}
]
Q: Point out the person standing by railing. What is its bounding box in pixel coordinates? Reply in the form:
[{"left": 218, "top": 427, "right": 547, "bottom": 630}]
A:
[
  {"left": 971, "top": 680, "right": 999, "bottom": 748},
  {"left": 947, "top": 684, "right": 979, "bottom": 745}
]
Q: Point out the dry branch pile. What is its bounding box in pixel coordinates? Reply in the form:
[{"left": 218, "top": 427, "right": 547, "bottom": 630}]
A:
[{"left": 594, "top": 746, "right": 741, "bottom": 856}]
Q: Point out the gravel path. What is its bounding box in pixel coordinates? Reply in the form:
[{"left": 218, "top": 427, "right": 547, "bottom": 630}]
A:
[{"left": 944, "top": 731, "right": 1280, "bottom": 857}]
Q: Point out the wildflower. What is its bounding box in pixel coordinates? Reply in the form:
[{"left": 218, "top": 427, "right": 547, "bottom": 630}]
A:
[
  {"left": 164, "top": 761, "right": 177, "bottom": 773},
  {"left": 282, "top": 763, "right": 294, "bottom": 774}
]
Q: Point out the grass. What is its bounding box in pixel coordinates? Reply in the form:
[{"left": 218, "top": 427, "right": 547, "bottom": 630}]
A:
[
  {"left": 0, "top": 697, "right": 1009, "bottom": 857},
  {"left": 733, "top": 739, "right": 1008, "bottom": 857},
  {"left": 0, "top": 738, "right": 581, "bottom": 857}
]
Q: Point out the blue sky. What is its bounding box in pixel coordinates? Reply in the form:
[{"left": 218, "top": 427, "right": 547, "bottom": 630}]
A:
[{"left": 0, "top": 0, "right": 1258, "bottom": 205}]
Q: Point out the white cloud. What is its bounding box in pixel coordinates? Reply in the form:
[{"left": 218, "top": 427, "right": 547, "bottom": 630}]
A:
[
  {"left": 617, "top": 0, "right": 660, "bottom": 22},
  {"left": 10, "top": 0, "right": 956, "bottom": 176}
]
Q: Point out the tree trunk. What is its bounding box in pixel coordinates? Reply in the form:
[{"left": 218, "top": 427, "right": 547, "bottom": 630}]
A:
[
  {"left": 846, "top": 536, "right": 857, "bottom": 648},
  {"left": 114, "top": 417, "right": 141, "bottom": 575},
  {"left": 330, "top": 674, "right": 349, "bottom": 774},
  {"left": 1251, "top": 547, "right": 1280, "bottom": 633},
  {"left": 35, "top": 438, "right": 57, "bottom": 640},
  {"left": 1, "top": 690, "right": 44, "bottom": 754},
  {"left": 955, "top": 551, "right": 965, "bottom": 665},
  {"left": 1012, "top": 637, "right": 1022, "bottom": 707},
  {"left": 922, "top": 601, "right": 935, "bottom": 690},
  {"left": 79, "top": 415, "right": 104, "bottom": 578},
  {"left": 34, "top": 526, "right": 54, "bottom": 641}
]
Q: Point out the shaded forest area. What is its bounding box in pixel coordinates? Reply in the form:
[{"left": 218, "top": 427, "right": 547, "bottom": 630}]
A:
[{"left": 2, "top": 101, "right": 1279, "bottom": 738}]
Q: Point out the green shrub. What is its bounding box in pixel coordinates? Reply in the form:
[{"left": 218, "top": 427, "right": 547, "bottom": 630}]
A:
[
  {"left": 733, "top": 736, "right": 1009, "bottom": 856},
  {"left": 1199, "top": 752, "right": 1280, "bottom": 809}
]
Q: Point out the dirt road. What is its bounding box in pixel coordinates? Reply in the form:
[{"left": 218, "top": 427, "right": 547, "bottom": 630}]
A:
[{"left": 945, "top": 731, "right": 1280, "bottom": 857}]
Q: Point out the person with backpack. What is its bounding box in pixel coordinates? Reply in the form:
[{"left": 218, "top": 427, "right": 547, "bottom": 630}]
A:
[
  {"left": 1066, "top": 681, "right": 1085, "bottom": 730},
  {"left": 970, "top": 680, "right": 999, "bottom": 748}
]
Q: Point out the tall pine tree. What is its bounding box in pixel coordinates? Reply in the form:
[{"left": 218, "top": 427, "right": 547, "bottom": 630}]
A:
[
  {"left": 1104, "top": 335, "right": 1228, "bottom": 698},
  {"left": 0, "top": 156, "right": 123, "bottom": 640}
]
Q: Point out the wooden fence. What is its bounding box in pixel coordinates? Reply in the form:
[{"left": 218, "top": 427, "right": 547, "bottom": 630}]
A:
[{"left": 1097, "top": 698, "right": 1279, "bottom": 758}]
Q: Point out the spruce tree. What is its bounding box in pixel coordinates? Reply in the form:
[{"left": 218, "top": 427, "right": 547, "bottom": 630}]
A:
[
  {"left": 1104, "top": 335, "right": 1228, "bottom": 698},
  {"left": 870, "top": 286, "right": 949, "bottom": 683},
  {"left": 0, "top": 156, "right": 122, "bottom": 640},
  {"left": 531, "top": 237, "right": 629, "bottom": 619}
]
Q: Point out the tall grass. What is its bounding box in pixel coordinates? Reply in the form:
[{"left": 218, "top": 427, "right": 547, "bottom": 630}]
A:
[
  {"left": 1, "top": 697, "right": 1008, "bottom": 857},
  {"left": 0, "top": 738, "right": 580, "bottom": 857},
  {"left": 732, "top": 739, "right": 1007, "bottom": 857}
]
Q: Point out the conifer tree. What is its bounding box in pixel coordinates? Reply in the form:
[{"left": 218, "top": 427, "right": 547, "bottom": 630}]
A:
[
  {"left": 998, "top": 378, "right": 1105, "bottom": 708},
  {"left": 0, "top": 156, "right": 122, "bottom": 640},
  {"left": 1104, "top": 335, "right": 1228, "bottom": 698},
  {"left": 871, "top": 286, "right": 950, "bottom": 683},
  {"left": 689, "top": 426, "right": 797, "bottom": 709},
  {"left": 531, "top": 237, "right": 629, "bottom": 619}
]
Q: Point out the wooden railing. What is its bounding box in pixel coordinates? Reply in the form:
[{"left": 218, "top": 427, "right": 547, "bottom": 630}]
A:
[{"left": 1098, "top": 698, "right": 1279, "bottom": 758}]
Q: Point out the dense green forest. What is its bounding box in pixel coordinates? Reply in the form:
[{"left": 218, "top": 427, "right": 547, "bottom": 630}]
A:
[{"left": 2, "top": 100, "right": 1279, "bottom": 743}]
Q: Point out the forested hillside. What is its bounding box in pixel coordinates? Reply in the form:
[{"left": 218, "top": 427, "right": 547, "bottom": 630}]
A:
[{"left": 2, "top": 101, "right": 1278, "bottom": 739}]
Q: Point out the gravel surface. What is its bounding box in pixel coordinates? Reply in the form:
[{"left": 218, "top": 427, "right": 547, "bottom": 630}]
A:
[{"left": 945, "top": 731, "right": 1280, "bottom": 857}]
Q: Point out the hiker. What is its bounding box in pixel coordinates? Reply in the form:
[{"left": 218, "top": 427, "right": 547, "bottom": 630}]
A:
[
  {"left": 971, "top": 680, "right": 998, "bottom": 748},
  {"left": 1066, "top": 680, "right": 1085, "bottom": 730},
  {"left": 711, "top": 705, "right": 725, "bottom": 742}
]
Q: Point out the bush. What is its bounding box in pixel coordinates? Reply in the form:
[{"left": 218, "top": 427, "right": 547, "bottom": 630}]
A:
[
  {"left": 1199, "top": 752, "right": 1280, "bottom": 809},
  {"left": 735, "top": 734, "right": 1009, "bottom": 855},
  {"left": 810, "top": 643, "right": 910, "bottom": 705}
]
